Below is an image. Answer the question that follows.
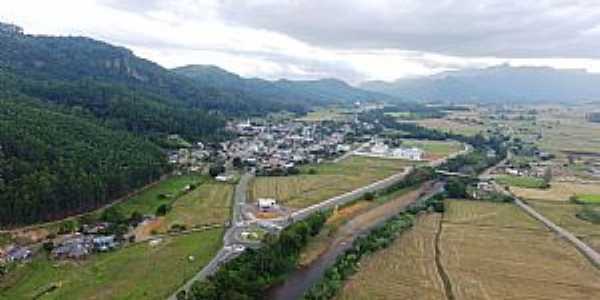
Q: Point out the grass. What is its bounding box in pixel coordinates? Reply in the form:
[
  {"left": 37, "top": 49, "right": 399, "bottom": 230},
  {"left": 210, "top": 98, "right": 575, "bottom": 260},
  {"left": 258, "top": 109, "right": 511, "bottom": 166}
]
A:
[
  {"left": 577, "top": 194, "right": 600, "bottom": 204},
  {"left": 496, "top": 175, "right": 547, "bottom": 189},
  {"left": 250, "top": 156, "right": 414, "bottom": 209},
  {"left": 336, "top": 214, "right": 445, "bottom": 300},
  {"left": 400, "top": 139, "right": 463, "bottom": 160},
  {"left": 511, "top": 182, "right": 600, "bottom": 202},
  {"left": 110, "top": 174, "right": 206, "bottom": 217},
  {"left": 0, "top": 229, "right": 223, "bottom": 300},
  {"left": 440, "top": 200, "right": 600, "bottom": 299},
  {"left": 0, "top": 232, "right": 12, "bottom": 247},
  {"left": 158, "top": 182, "right": 233, "bottom": 231}
]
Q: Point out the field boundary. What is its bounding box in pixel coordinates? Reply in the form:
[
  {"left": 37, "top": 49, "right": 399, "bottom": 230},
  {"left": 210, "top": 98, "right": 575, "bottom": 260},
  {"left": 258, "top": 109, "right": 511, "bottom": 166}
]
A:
[{"left": 435, "top": 217, "right": 454, "bottom": 300}]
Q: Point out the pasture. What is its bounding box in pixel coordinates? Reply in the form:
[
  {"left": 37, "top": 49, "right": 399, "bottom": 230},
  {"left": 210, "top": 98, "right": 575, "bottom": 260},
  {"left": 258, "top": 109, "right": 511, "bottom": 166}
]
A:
[
  {"left": 0, "top": 229, "right": 223, "bottom": 300},
  {"left": 158, "top": 182, "right": 233, "bottom": 232},
  {"left": 250, "top": 156, "right": 413, "bottom": 209},
  {"left": 109, "top": 174, "right": 207, "bottom": 217}
]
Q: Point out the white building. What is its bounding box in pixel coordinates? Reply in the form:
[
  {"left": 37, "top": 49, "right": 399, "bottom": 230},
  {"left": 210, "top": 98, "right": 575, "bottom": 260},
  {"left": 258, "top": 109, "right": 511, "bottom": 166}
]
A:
[
  {"left": 391, "top": 147, "right": 424, "bottom": 161},
  {"left": 257, "top": 198, "right": 277, "bottom": 211}
]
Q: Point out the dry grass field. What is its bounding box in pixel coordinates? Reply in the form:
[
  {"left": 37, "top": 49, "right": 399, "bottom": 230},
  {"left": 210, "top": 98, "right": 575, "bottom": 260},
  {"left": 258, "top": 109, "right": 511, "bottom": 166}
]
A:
[
  {"left": 511, "top": 181, "right": 600, "bottom": 201},
  {"left": 527, "top": 199, "right": 600, "bottom": 252},
  {"left": 338, "top": 200, "right": 600, "bottom": 300},
  {"left": 250, "top": 156, "right": 413, "bottom": 209},
  {"left": 441, "top": 200, "right": 600, "bottom": 300},
  {"left": 336, "top": 214, "right": 445, "bottom": 300},
  {"left": 443, "top": 199, "right": 543, "bottom": 230}
]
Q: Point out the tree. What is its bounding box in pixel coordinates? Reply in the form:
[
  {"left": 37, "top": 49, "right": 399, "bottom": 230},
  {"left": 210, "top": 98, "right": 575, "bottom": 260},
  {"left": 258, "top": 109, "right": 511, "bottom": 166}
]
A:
[
  {"left": 446, "top": 178, "right": 467, "bottom": 198},
  {"left": 156, "top": 204, "right": 172, "bottom": 216},
  {"left": 232, "top": 157, "right": 242, "bottom": 169},
  {"left": 130, "top": 211, "right": 143, "bottom": 226},
  {"left": 543, "top": 167, "right": 552, "bottom": 188},
  {"left": 101, "top": 207, "right": 126, "bottom": 224},
  {"left": 209, "top": 164, "right": 225, "bottom": 177}
]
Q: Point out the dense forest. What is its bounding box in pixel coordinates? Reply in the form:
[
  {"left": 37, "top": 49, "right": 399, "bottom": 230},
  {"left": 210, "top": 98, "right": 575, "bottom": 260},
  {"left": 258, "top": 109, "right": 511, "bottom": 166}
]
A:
[{"left": 0, "top": 99, "right": 168, "bottom": 226}]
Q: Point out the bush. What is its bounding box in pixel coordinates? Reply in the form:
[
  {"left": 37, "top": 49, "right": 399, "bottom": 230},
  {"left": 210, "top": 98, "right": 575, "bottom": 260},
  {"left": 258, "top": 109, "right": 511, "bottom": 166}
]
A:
[
  {"left": 363, "top": 192, "right": 375, "bottom": 201},
  {"left": 308, "top": 168, "right": 317, "bottom": 175},
  {"left": 156, "top": 204, "right": 172, "bottom": 216}
]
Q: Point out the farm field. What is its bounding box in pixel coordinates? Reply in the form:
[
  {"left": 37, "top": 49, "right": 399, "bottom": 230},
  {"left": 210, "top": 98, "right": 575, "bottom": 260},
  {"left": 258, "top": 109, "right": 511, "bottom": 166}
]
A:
[
  {"left": 441, "top": 200, "right": 600, "bottom": 299},
  {"left": 157, "top": 182, "right": 234, "bottom": 232},
  {"left": 250, "top": 156, "right": 414, "bottom": 209},
  {"left": 536, "top": 114, "right": 600, "bottom": 155},
  {"left": 413, "top": 118, "right": 486, "bottom": 136},
  {"left": 511, "top": 181, "right": 600, "bottom": 201},
  {"left": 527, "top": 199, "right": 600, "bottom": 251},
  {"left": 336, "top": 214, "right": 445, "bottom": 300},
  {"left": 0, "top": 229, "right": 223, "bottom": 300},
  {"left": 495, "top": 175, "right": 546, "bottom": 189}
]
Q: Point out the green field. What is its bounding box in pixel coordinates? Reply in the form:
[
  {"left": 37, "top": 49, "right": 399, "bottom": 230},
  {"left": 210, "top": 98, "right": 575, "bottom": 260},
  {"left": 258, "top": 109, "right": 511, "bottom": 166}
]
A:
[
  {"left": 496, "top": 175, "right": 547, "bottom": 189},
  {"left": 577, "top": 194, "right": 600, "bottom": 204},
  {"left": 251, "top": 156, "right": 414, "bottom": 208},
  {"left": 109, "top": 174, "right": 206, "bottom": 217},
  {"left": 159, "top": 182, "right": 233, "bottom": 231},
  {"left": 296, "top": 108, "right": 352, "bottom": 122},
  {"left": 401, "top": 139, "right": 463, "bottom": 159},
  {"left": 0, "top": 229, "right": 223, "bottom": 300}
]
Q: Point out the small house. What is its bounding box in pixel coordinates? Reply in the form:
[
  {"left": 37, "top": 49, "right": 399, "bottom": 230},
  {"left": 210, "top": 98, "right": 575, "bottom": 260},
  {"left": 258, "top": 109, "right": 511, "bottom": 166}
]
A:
[{"left": 257, "top": 198, "right": 277, "bottom": 212}]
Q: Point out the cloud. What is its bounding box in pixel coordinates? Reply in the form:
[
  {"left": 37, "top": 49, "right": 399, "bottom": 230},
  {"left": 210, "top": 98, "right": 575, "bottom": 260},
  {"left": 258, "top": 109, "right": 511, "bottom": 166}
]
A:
[
  {"left": 2, "top": 0, "right": 600, "bottom": 83},
  {"left": 218, "top": 0, "right": 600, "bottom": 58}
]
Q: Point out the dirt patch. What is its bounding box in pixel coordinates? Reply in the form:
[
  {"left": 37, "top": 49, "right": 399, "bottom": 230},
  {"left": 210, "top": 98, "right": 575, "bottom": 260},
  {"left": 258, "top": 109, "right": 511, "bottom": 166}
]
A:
[{"left": 134, "top": 217, "right": 165, "bottom": 241}]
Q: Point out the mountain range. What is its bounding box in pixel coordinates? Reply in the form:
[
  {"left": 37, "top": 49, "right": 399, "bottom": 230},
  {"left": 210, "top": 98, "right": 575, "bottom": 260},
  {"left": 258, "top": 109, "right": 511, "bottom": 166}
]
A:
[{"left": 361, "top": 64, "right": 600, "bottom": 103}]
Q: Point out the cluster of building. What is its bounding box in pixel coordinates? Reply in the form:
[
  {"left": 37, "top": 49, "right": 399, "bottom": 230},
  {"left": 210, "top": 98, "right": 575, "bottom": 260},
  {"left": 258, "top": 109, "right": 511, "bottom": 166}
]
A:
[
  {"left": 0, "top": 246, "right": 32, "bottom": 264},
  {"left": 355, "top": 140, "right": 424, "bottom": 161},
  {"left": 51, "top": 233, "right": 118, "bottom": 260},
  {"left": 222, "top": 119, "right": 373, "bottom": 176}
]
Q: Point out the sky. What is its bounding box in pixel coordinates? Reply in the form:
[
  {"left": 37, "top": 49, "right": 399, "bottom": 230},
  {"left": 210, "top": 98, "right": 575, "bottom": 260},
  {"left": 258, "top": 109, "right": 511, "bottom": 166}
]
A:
[{"left": 2, "top": 0, "right": 600, "bottom": 84}]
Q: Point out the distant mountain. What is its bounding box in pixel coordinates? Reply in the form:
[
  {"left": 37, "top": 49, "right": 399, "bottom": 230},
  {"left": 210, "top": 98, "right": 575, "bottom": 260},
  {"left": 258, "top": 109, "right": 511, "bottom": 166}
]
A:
[
  {"left": 173, "top": 65, "right": 395, "bottom": 107},
  {"left": 361, "top": 65, "right": 600, "bottom": 103}
]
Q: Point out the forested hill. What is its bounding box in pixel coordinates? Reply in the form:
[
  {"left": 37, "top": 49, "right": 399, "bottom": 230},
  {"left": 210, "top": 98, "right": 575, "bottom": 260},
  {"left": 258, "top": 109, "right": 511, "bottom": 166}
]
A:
[
  {"left": 0, "top": 22, "right": 397, "bottom": 227},
  {"left": 174, "top": 65, "right": 395, "bottom": 106},
  {"left": 361, "top": 65, "right": 600, "bottom": 103}
]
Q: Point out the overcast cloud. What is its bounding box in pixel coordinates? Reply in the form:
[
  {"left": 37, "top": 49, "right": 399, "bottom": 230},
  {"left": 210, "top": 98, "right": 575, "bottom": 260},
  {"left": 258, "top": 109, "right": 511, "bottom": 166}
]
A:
[{"left": 2, "top": 0, "right": 600, "bottom": 83}]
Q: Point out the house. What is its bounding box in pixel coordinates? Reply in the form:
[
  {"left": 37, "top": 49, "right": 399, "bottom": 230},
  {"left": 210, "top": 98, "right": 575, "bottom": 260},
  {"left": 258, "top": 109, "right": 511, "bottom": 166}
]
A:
[
  {"left": 93, "top": 235, "right": 117, "bottom": 252},
  {"left": 392, "top": 147, "right": 424, "bottom": 161},
  {"left": 215, "top": 174, "right": 234, "bottom": 182},
  {"left": 5, "top": 246, "right": 31, "bottom": 263},
  {"left": 257, "top": 198, "right": 277, "bottom": 212}
]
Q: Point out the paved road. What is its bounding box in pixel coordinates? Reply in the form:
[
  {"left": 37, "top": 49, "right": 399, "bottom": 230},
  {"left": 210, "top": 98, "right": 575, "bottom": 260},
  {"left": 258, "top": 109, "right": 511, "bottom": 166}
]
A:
[
  {"left": 168, "top": 172, "right": 255, "bottom": 300},
  {"left": 168, "top": 142, "right": 472, "bottom": 299}
]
